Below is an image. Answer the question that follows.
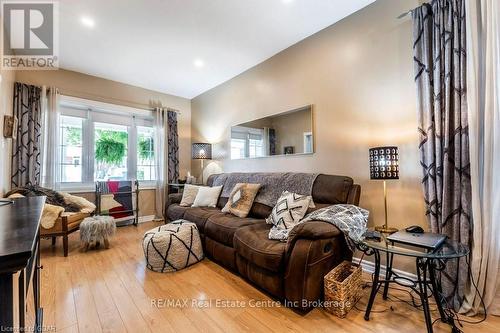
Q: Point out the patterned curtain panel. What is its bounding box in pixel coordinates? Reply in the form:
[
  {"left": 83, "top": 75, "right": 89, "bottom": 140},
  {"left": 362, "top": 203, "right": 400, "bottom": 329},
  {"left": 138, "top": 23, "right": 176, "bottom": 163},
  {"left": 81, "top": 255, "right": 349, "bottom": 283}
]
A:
[
  {"left": 167, "top": 110, "right": 179, "bottom": 183},
  {"left": 11, "top": 83, "right": 43, "bottom": 188},
  {"left": 268, "top": 128, "right": 276, "bottom": 155},
  {"left": 412, "top": 0, "right": 471, "bottom": 310}
]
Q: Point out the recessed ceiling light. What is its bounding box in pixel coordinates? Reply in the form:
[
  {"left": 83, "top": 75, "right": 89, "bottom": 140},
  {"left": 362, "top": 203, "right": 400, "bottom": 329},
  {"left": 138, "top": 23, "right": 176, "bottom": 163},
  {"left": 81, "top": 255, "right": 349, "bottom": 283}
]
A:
[
  {"left": 194, "top": 59, "right": 205, "bottom": 68},
  {"left": 282, "top": 0, "right": 294, "bottom": 4},
  {"left": 80, "top": 16, "right": 95, "bottom": 28}
]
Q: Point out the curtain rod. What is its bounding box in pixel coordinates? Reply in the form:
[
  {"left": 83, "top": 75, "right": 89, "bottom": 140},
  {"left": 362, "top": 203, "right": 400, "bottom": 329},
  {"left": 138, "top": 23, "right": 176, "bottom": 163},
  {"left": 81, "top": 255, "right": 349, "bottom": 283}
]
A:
[{"left": 49, "top": 88, "right": 181, "bottom": 114}]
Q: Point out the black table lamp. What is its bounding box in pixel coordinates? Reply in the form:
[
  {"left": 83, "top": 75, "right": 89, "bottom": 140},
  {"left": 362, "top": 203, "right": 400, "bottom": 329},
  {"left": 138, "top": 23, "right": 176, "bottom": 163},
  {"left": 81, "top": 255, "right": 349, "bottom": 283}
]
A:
[
  {"left": 369, "top": 146, "right": 399, "bottom": 234},
  {"left": 192, "top": 143, "right": 212, "bottom": 184}
]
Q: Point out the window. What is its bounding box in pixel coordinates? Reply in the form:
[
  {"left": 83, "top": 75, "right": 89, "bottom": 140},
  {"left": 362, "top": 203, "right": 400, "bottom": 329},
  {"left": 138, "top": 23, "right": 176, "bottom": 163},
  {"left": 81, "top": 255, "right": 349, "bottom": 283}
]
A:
[
  {"left": 230, "top": 127, "right": 265, "bottom": 159},
  {"left": 303, "top": 132, "right": 313, "bottom": 153},
  {"left": 231, "top": 138, "right": 246, "bottom": 159},
  {"left": 60, "top": 116, "right": 83, "bottom": 182},
  {"left": 137, "top": 126, "right": 156, "bottom": 181},
  {"left": 248, "top": 136, "right": 264, "bottom": 158},
  {"left": 94, "top": 122, "right": 128, "bottom": 181},
  {"left": 57, "top": 97, "right": 156, "bottom": 189}
]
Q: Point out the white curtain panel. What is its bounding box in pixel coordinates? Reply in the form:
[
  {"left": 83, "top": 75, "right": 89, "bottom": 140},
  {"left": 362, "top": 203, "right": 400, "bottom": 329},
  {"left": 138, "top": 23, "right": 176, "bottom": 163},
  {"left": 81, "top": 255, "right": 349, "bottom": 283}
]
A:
[
  {"left": 40, "top": 86, "right": 61, "bottom": 190},
  {"left": 154, "top": 107, "right": 168, "bottom": 218},
  {"left": 462, "top": 0, "right": 500, "bottom": 315}
]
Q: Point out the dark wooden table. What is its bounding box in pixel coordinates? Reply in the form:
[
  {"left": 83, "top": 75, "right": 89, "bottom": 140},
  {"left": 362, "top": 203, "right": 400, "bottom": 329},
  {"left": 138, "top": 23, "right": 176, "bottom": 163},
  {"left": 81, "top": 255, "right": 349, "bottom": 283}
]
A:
[{"left": 0, "top": 196, "right": 45, "bottom": 332}]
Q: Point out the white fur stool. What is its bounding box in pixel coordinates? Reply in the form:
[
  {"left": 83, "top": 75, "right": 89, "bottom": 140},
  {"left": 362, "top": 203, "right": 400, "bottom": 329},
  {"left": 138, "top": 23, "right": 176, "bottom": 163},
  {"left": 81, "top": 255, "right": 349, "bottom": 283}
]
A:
[
  {"left": 80, "top": 216, "right": 116, "bottom": 251},
  {"left": 142, "top": 220, "right": 204, "bottom": 273}
]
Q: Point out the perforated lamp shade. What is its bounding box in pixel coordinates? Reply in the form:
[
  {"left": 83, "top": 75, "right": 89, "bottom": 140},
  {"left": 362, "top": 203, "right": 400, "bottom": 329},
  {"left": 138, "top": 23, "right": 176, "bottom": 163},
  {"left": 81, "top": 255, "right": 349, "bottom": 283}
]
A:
[
  {"left": 369, "top": 146, "right": 399, "bottom": 180},
  {"left": 369, "top": 146, "right": 399, "bottom": 234},
  {"left": 192, "top": 143, "right": 212, "bottom": 160}
]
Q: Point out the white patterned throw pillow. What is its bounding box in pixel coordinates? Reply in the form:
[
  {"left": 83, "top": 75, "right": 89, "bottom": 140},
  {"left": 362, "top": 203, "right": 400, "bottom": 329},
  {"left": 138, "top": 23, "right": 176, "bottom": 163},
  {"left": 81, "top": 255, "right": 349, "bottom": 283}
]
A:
[{"left": 266, "top": 191, "right": 313, "bottom": 241}]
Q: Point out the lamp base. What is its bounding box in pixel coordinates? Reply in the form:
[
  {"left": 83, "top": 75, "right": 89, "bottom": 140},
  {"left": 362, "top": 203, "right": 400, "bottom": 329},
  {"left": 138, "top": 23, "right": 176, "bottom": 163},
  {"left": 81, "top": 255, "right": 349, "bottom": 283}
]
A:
[{"left": 374, "top": 225, "right": 398, "bottom": 234}]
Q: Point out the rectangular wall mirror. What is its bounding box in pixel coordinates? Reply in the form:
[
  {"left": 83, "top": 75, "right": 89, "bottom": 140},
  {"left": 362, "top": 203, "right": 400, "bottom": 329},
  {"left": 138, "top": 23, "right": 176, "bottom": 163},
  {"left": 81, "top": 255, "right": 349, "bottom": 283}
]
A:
[{"left": 230, "top": 105, "right": 313, "bottom": 160}]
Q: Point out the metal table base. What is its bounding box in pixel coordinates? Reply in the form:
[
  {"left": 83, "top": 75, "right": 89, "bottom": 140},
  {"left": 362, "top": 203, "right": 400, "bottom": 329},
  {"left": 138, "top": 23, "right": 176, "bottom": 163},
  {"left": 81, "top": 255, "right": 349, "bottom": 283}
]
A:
[{"left": 358, "top": 244, "right": 456, "bottom": 333}]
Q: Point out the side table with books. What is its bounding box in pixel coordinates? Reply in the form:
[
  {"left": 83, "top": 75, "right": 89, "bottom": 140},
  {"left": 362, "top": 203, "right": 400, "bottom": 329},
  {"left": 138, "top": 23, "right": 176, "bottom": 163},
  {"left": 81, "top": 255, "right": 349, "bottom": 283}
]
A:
[{"left": 356, "top": 231, "right": 469, "bottom": 333}]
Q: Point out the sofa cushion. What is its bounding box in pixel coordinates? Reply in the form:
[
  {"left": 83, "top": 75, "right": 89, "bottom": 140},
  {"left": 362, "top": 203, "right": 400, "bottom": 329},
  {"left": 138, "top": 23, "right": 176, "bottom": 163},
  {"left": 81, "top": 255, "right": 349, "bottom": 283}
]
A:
[
  {"left": 217, "top": 197, "right": 228, "bottom": 209},
  {"left": 183, "top": 207, "right": 222, "bottom": 233},
  {"left": 234, "top": 223, "right": 286, "bottom": 272},
  {"left": 248, "top": 202, "right": 273, "bottom": 219},
  {"left": 167, "top": 204, "right": 189, "bottom": 221},
  {"left": 312, "top": 174, "right": 354, "bottom": 204},
  {"left": 204, "top": 214, "right": 264, "bottom": 247}
]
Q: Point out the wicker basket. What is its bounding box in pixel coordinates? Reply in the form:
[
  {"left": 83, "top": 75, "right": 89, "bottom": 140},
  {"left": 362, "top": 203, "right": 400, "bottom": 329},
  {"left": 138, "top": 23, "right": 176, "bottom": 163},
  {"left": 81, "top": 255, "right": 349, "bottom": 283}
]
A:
[{"left": 324, "top": 261, "right": 363, "bottom": 318}]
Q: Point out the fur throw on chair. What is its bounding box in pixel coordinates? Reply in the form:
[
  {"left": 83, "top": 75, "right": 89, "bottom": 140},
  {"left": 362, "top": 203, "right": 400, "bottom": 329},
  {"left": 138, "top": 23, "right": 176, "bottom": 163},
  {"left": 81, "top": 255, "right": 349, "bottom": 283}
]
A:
[
  {"left": 41, "top": 204, "right": 65, "bottom": 229},
  {"left": 6, "top": 186, "right": 96, "bottom": 229},
  {"left": 6, "top": 185, "right": 81, "bottom": 212}
]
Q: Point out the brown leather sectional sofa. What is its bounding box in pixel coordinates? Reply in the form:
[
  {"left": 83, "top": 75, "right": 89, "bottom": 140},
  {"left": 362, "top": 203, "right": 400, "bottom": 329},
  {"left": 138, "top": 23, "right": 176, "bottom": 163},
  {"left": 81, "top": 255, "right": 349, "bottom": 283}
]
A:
[{"left": 166, "top": 173, "right": 361, "bottom": 310}]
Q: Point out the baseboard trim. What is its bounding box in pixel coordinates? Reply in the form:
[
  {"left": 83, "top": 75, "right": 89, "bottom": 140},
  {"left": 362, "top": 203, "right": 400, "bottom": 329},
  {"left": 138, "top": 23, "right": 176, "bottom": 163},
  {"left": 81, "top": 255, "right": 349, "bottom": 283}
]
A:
[
  {"left": 116, "top": 215, "right": 156, "bottom": 227},
  {"left": 353, "top": 256, "right": 417, "bottom": 281},
  {"left": 138, "top": 215, "right": 155, "bottom": 224}
]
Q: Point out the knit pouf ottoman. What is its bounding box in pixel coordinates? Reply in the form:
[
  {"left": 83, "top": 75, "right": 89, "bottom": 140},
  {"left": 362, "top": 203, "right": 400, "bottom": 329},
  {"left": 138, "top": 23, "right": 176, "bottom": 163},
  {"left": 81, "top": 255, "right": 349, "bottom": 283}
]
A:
[
  {"left": 142, "top": 220, "right": 204, "bottom": 273},
  {"left": 80, "top": 216, "right": 116, "bottom": 251}
]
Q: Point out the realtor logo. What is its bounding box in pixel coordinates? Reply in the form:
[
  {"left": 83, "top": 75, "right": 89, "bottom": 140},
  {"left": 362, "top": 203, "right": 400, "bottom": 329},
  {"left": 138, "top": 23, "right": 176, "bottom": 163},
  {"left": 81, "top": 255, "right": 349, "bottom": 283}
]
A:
[{"left": 1, "top": 1, "right": 59, "bottom": 70}]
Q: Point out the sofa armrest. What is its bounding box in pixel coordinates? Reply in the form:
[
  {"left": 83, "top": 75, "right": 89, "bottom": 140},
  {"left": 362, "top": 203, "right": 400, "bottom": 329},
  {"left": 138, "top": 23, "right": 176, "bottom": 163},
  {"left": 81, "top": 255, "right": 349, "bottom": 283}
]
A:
[
  {"left": 168, "top": 193, "right": 183, "bottom": 205},
  {"left": 286, "top": 221, "right": 341, "bottom": 254},
  {"left": 164, "top": 193, "right": 183, "bottom": 219},
  {"left": 288, "top": 221, "right": 342, "bottom": 241}
]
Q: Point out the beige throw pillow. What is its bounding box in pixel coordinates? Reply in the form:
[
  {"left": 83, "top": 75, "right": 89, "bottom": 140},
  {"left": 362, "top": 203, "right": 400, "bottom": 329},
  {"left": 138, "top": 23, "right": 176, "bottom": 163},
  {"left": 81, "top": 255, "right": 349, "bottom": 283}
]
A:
[
  {"left": 192, "top": 186, "right": 223, "bottom": 208},
  {"left": 222, "top": 183, "right": 261, "bottom": 218},
  {"left": 180, "top": 184, "right": 201, "bottom": 207}
]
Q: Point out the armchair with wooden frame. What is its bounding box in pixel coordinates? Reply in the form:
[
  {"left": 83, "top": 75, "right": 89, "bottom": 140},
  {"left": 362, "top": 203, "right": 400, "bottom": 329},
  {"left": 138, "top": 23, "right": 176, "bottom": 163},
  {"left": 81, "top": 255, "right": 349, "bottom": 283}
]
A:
[{"left": 40, "top": 212, "right": 91, "bottom": 257}]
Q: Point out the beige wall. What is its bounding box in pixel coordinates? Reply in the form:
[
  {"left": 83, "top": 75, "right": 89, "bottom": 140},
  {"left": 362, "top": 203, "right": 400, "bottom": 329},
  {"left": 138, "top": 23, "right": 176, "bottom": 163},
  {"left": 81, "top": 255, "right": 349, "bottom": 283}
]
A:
[
  {"left": 192, "top": 0, "right": 426, "bottom": 270},
  {"left": 15, "top": 69, "right": 192, "bottom": 180},
  {"left": 0, "top": 70, "right": 15, "bottom": 196}
]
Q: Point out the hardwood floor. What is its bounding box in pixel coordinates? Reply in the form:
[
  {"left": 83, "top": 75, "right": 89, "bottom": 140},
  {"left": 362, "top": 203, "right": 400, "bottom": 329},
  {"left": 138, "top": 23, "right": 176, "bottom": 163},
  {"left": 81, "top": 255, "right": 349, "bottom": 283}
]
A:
[{"left": 39, "top": 221, "right": 497, "bottom": 333}]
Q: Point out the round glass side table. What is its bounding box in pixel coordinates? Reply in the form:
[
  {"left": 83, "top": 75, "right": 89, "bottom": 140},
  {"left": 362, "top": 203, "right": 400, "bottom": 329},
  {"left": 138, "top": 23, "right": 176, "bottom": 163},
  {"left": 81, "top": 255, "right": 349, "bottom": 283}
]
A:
[{"left": 356, "top": 234, "right": 469, "bottom": 333}]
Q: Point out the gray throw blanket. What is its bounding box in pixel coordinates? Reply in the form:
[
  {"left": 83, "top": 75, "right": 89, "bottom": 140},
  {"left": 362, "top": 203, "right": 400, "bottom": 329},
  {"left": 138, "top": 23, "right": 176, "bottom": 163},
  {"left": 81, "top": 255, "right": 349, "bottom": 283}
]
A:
[
  {"left": 212, "top": 172, "right": 319, "bottom": 207},
  {"left": 299, "top": 204, "right": 369, "bottom": 250}
]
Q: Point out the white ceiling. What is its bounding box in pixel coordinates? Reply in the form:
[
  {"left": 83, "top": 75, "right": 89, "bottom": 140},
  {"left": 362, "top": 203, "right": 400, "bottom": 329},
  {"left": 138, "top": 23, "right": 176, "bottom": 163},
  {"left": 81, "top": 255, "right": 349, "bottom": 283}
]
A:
[{"left": 59, "top": 0, "right": 375, "bottom": 99}]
